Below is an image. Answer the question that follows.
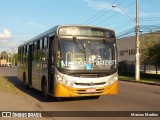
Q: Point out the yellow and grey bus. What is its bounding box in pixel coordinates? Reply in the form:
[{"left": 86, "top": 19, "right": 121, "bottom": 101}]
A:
[{"left": 17, "top": 25, "right": 118, "bottom": 101}]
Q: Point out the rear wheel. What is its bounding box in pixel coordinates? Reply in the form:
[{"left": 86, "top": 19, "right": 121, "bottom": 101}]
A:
[{"left": 23, "top": 73, "right": 29, "bottom": 89}]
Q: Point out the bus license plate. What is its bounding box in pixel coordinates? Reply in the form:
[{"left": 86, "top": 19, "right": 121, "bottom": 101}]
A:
[{"left": 86, "top": 88, "right": 96, "bottom": 93}]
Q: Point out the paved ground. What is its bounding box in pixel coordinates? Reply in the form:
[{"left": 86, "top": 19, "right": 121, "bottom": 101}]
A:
[{"left": 0, "top": 67, "right": 160, "bottom": 120}]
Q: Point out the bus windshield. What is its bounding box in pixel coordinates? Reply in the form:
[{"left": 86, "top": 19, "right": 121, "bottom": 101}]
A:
[{"left": 57, "top": 39, "right": 117, "bottom": 70}]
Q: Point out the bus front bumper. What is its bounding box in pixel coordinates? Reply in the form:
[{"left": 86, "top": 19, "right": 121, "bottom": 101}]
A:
[{"left": 54, "top": 81, "right": 118, "bottom": 97}]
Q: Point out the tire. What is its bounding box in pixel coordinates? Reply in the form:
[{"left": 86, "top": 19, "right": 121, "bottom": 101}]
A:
[
  {"left": 42, "top": 82, "right": 50, "bottom": 101},
  {"left": 23, "top": 73, "right": 29, "bottom": 89}
]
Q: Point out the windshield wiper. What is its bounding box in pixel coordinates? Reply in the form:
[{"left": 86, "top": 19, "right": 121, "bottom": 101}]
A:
[{"left": 73, "top": 37, "right": 87, "bottom": 61}]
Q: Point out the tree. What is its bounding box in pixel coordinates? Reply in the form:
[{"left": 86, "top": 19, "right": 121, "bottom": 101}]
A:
[
  {"left": 140, "top": 32, "right": 160, "bottom": 74},
  {"left": 148, "top": 43, "right": 160, "bottom": 74},
  {"left": 0, "top": 51, "right": 8, "bottom": 60}
]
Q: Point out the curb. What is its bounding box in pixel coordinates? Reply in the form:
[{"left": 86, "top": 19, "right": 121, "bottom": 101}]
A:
[{"left": 119, "top": 78, "right": 160, "bottom": 86}]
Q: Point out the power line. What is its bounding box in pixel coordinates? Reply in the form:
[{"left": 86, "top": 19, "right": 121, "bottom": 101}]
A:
[
  {"left": 140, "top": 17, "right": 160, "bottom": 22},
  {"left": 95, "top": 1, "right": 136, "bottom": 26},
  {"left": 105, "top": 17, "right": 160, "bottom": 36},
  {"left": 85, "top": 0, "right": 127, "bottom": 25},
  {"left": 116, "top": 24, "right": 160, "bottom": 38},
  {"left": 81, "top": 0, "right": 126, "bottom": 25},
  {"left": 81, "top": 0, "right": 119, "bottom": 24},
  {"left": 81, "top": 0, "right": 117, "bottom": 25},
  {"left": 102, "top": 19, "right": 131, "bottom": 26},
  {"left": 140, "top": 17, "right": 160, "bottom": 19},
  {"left": 114, "top": 21, "right": 133, "bottom": 31}
]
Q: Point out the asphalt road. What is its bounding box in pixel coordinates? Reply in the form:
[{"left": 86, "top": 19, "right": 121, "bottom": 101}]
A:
[{"left": 0, "top": 67, "right": 160, "bottom": 120}]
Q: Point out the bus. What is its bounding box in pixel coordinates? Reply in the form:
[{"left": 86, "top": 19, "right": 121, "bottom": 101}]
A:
[{"left": 17, "top": 25, "right": 118, "bottom": 101}]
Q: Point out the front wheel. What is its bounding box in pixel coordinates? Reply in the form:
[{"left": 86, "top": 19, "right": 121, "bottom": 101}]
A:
[{"left": 42, "top": 83, "right": 50, "bottom": 101}]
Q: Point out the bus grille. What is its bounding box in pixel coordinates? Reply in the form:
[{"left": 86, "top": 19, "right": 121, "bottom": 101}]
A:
[
  {"left": 75, "top": 82, "right": 106, "bottom": 86},
  {"left": 76, "top": 88, "right": 104, "bottom": 94}
]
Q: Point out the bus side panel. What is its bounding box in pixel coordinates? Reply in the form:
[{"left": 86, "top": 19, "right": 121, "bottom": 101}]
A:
[
  {"left": 17, "top": 47, "right": 23, "bottom": 82},
  {"left": 31, "top": 46, "right": 46, "bottom": 91},
  {"left": 25, "top": 61, "right": 28, "bottom": 84},
  {"left": 31, "top": 60, "right": 36, "bottom": 89},
  {"left": 17, "top": 61, "right": 28, "bottom": 83},
  {"left": 28, "top": 44, "right": 33, "bottom": 87},
  {"left": 17, "top": 61, "right": 23, "bottom": 81}
]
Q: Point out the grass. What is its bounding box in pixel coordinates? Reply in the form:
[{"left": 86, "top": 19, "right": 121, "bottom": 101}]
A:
[
  {"left": 119, "top": 73, "right": 160, "bottom": 84},
  {"left": 0, "top": 76, "right": 20, "bottom": 94}
]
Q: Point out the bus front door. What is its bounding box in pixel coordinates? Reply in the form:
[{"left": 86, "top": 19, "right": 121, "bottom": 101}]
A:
[{"left": 48, "top": 36, "right": 55, "bottom": 94}]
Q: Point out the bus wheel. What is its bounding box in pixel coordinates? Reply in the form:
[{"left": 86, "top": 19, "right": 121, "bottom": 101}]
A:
[
  {"left": 42, "top": 83, "right": 50, "bottom": 101},
  {"left": 23, "top": 73, "right": 29, "bottom": 89}
]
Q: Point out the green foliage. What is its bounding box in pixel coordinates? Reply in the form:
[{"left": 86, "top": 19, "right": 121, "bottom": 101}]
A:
[
  {"left": 11, "top": 53, "right": 18, "bottom": 66},
  {"left": 119, "top": 71, "right": 160, "bottom": 81},
  {"left": 148, "top": 43, "right": 160, "bottom": 67},
  {"left": 0, "top": 51, "right": 18, "bottom": 66},
  {"left": 0, "top": 51, "right": 8, "bottom": 59},
  {"left": 140, "top": 33, "right": 160, "bottom": 74}
]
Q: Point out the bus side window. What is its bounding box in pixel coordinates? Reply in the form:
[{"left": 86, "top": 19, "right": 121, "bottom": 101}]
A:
[
  {"left": 22, "top": 46, "right": 25, "bottom": 61},
  {"left": 35, "top": 42, "right": 38, "bottom": 60},
  {"left": 40, "top": 39, "right": 43, "bottom": 60},
  {"left": 40, "top": 39, "right": 43, "bottom": 49},
  {"left": 44, "top": 37, "right": 48, "bottom": 48},
  {"left": 25, "top": 45, "right": 28, "bottom": 61},
  {"left": 32, "top": 42, "right": 37, "bottom": 60},
  {"left": 26, "top": 45, "right": 29, "bottom": 60},
  {"left": 37, "top": 40, "right": 41, "bottom": 60},
  {"left": 20, "top": 47, "right": 23, "bottom": 61},
  {"left": 37, "top": 40, "right": 40, "bottom": 50},
  {"left": 42, "top": 37, "right": 48, "bottom": 61},
  {"left": 18, "top": 48, "right": 20, "bottom": 61}
]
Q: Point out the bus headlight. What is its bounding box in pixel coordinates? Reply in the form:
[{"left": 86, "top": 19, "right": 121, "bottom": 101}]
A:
[
  {"left": 107, "top": 76, "right": 118, "bottom": 85},
  {"left": 67, "top": 81, "right": 74, "bottom": 87},
  {"left": 56, "top": 75, "right": 63, "bottom": 82},
  {"left": 61, "top": 79, "right": 68, "bottom": 85},
  {"left": 56, "top": 75, "right": 74, "bottom": 87},
  {"left": 114, "top": 76, "right": 118, "bottom": 81}
]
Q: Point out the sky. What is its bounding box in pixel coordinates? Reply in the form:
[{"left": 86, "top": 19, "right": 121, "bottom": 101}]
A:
[{"left": 0, "top": 0, "right": 160, "bottom": 53}]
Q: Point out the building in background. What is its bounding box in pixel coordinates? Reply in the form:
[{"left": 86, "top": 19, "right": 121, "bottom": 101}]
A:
[
  {"left": 117, "top": 31, "right": 160, "bottom": 73},
  {"left": 0, "top": 51, "right": 17, "bottom": 67}
]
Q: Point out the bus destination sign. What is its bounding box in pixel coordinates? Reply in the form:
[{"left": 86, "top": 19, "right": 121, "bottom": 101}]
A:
[{"left": 58, "top": 27, "right": 115, "bottom": 38}]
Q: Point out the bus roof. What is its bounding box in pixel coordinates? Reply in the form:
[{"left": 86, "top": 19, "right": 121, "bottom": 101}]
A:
[{"left": 18, "top": 25, "right": 115, "bottom": 47}]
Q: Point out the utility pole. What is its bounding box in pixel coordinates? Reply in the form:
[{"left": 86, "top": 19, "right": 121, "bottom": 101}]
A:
[
  {"left": 112, "top": 1, "right": 140, "bottom": 80},
  {"left": 135, "top": 0, "right": 140, "bottom": 80}
]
